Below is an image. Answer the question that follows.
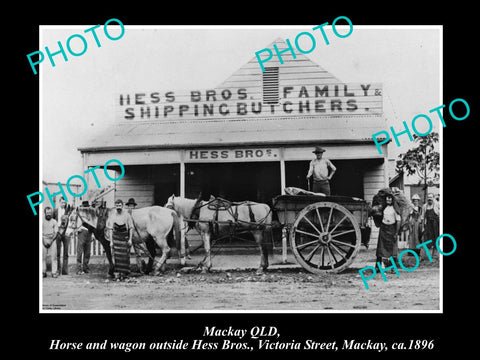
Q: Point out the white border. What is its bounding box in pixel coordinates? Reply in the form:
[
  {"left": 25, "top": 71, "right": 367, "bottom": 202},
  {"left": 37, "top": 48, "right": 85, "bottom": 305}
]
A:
[{"left": 39, "top": 25, "right": 443, "bottom": 314}]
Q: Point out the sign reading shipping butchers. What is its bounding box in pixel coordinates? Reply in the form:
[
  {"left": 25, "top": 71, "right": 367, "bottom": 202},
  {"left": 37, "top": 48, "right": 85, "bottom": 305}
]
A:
[{"left": 116, "top": 84, "right": 382, "bottom": 121}]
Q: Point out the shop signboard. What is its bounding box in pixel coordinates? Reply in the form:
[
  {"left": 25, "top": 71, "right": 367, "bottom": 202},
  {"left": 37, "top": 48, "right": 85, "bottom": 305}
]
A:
[{"left": 115, "top": 83, "right": 382, "bottom": 122}]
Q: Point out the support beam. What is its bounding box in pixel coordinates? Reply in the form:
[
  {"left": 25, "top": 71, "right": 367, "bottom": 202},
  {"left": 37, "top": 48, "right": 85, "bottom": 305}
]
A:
[
  {"left": 279, "top": 147, "right": 287, "bottom": 263},
  {"left": 179, "top": 152, "right": 186, "bottom": 264}
]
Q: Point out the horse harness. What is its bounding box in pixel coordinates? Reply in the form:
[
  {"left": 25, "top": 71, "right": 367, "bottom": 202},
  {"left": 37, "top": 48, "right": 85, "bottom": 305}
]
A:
[{"left": 195, "top": 197, "right": 267, "bottom": 236}]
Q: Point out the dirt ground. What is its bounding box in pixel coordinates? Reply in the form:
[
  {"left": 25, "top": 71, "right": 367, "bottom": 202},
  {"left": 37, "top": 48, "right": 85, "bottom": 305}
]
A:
[{"left": 42, "top": 247, "right": 440, "bottom": 311}]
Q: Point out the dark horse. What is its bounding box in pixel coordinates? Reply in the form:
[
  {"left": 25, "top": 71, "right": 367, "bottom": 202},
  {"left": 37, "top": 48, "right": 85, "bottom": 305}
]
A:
[{"left": 66, "top": 205, "right": 116, "bottom": 276}]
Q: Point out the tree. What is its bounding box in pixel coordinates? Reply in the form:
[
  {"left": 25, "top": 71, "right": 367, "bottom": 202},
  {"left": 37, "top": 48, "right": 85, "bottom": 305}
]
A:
[{"left": 395, "top": 132, "right": 440, "bottom": 202}]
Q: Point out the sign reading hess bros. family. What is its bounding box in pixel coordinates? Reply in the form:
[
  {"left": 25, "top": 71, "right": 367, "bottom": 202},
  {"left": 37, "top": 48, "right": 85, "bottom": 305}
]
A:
[{"left": 116, "top": 83, "right": 382, "bottom": 121}]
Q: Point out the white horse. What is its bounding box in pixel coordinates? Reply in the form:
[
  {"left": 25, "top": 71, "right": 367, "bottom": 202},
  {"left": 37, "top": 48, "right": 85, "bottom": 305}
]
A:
[
  {"left": 166, "top": 195, "right": 272, "bottom": 274},
  {"left": 75, "top": 205, "right": 181, "bottom": 275}
]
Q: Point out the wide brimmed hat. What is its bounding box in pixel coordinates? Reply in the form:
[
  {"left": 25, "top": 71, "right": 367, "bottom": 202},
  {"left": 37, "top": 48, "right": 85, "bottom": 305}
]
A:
[
  {"left": 81, "top": 200, "right": 90, "bottom": 207},
  {"left": 411, "top": 194, "right": 421, "bottom": 200},
  {"left": 126, "top": 198, "right": 137, "bottom": 206},
  {"left": 312, "top": 146, "right": 326, "bottom": 153}
]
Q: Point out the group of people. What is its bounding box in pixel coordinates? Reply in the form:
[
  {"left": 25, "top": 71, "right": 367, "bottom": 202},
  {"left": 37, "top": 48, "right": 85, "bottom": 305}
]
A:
[
  {"left": 305, "top": 145, "right": 440, "bottom": 269},
  {"left": 42, "top": 196, "right": 138, "bottom": 281},
  {"left": 42, "top": 197, "right": 92, "bottom": 278},
  {"left": 43, "top": 146, "right": 439, "bottom": 280},
  {"left": 376, "top": 192, "right": 440, "bottom": 270}
]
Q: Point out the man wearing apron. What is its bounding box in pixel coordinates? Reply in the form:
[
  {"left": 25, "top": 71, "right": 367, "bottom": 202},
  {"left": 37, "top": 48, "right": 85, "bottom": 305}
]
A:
[{"left": 107, "top": 199, "right": 134, "bottom": 280}]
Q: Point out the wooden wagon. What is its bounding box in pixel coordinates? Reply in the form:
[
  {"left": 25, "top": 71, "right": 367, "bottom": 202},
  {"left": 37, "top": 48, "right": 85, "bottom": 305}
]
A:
[
  {"left": 272, "top": 194, "right": 371, "bottom": 274},
  {"left": 177, "top": 193, "right": 371, "bottom": 274}
]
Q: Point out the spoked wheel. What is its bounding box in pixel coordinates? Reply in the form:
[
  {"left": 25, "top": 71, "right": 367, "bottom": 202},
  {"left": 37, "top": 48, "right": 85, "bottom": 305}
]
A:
[{"left": 290, "top": 202, "right": 361, "bottom": 274}]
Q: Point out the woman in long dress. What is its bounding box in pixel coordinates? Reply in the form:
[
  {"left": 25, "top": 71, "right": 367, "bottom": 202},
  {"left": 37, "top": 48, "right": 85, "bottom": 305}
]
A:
[
  {"left": 408, "top": 194, "right": 423, "bottom": 255},
  {"left": 376, "top": 194, "right": 401, "bottom": 270}
]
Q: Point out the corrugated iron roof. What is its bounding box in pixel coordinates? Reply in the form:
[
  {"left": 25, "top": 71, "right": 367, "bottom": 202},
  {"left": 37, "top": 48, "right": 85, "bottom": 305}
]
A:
[{"left": 79, "top": 115, "right": 385, "bottom": 152}]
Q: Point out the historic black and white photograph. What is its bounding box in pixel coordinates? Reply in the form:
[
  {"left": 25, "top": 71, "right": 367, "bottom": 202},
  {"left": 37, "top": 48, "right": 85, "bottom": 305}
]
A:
[{"left": 38, "top": 24, "right": 442, "bottom": 312}]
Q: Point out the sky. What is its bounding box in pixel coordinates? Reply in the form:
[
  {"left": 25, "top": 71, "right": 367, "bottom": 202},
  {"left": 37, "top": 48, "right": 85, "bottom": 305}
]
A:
[{"left": 40, "top": 25, "right": 441, "bottom": 185}]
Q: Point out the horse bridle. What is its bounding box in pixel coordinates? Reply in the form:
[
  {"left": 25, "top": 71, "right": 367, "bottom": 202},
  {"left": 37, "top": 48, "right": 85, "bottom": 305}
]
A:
[{"left": 74, "top": 207, "right": 96, "bottom": 231}]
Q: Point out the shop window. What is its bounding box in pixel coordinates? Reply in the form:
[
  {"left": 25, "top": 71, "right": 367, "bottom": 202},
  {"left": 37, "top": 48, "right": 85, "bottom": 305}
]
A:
[{"left": 262, "top": 67, "right": 279, "bottom": 104}]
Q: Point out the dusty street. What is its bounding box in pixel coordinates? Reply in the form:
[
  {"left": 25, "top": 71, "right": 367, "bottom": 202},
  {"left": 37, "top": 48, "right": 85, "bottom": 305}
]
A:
[{"left": 42, "top": 247, "right": 440, "bottom": 311}]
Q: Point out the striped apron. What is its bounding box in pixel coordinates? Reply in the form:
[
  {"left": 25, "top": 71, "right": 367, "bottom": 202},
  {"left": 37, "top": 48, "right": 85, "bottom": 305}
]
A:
[{"left": 112, "top": 223, "right": 130, "bottom": 275}]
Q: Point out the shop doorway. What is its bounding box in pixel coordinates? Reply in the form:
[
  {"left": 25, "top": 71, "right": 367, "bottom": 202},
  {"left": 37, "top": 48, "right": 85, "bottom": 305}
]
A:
[
  {"left": 152, "top": 164, "right": 180, "bottom": 206},
  {"left": 185, "top": 162, "right": 281, "bottom": 205}
]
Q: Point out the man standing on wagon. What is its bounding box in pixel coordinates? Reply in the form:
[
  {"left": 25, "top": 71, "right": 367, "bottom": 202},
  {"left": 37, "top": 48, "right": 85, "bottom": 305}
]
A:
[
  {"left": 107, "top": 199, "right": 134, "bottom": 280},
  {"left": 306, "top": 146, "right": 337, "bottom": 195}
]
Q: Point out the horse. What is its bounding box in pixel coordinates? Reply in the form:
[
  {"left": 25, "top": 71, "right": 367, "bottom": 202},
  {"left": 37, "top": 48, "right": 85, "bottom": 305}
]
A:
[
  {"left": 64, "top": 205, "right": 115, "bottom": 275},
  {"left": 74, "top": 204, "right": 181, "bottom": 276},
  {"left": 166, "top": 194, "right": 273, "bottom": 275}
]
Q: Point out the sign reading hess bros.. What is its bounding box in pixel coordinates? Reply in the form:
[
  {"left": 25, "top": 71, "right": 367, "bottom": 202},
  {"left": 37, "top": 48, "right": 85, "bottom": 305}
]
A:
[
  {"left": 116, "top": 83, "right": 382, "bottom": 121},
  {"left": 187, "top": 148, "right": 279, "bottom": 162}
]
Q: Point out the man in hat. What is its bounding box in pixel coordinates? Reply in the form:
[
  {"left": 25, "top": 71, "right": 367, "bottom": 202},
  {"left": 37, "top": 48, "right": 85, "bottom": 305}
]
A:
[
  {"left": 125, "top": 198, "right": 137, "bottom": 213},
  {"left": 53, "top": 197, "right": 71, "bottom": 275},
  {"left": 306, "top": 146, "right": 336, "bottom": 195},
  {"left": 107, "top": 199, "right": 134, "bottom": 280},
  {"left": 76, "top": 200, "right": 93, "bottom": 275}
]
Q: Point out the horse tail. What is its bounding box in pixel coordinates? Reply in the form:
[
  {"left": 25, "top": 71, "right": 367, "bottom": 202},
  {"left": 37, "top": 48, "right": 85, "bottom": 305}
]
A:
[
  {"left": 262, "top": 204, "right": 273, "bottom": 247},
  {"left": 171, "top": 210, "right": 181, "bottom": 250}
]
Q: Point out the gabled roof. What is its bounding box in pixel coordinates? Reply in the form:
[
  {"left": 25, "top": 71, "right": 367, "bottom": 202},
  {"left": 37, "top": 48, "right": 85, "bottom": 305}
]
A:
[
  {"left": 217, "top": 37, "right": 343, "bottom": 88},
  {"left": 80, "top": 38, "right": 384, "bottom": 152}
]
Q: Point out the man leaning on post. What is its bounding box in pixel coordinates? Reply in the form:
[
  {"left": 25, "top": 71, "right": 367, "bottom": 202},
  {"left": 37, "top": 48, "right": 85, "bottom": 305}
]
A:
[
  {"left": 53, "top": 197, "right": 71, "bottom": 275},
  {"left": 306, "top": 146, "right": 336, "bottom": 195}
]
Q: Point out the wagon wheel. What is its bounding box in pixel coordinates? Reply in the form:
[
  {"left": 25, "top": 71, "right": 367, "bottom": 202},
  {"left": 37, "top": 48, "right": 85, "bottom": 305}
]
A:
[{"left": 290, "top": 202, "right": 361, "bottom": 274}]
